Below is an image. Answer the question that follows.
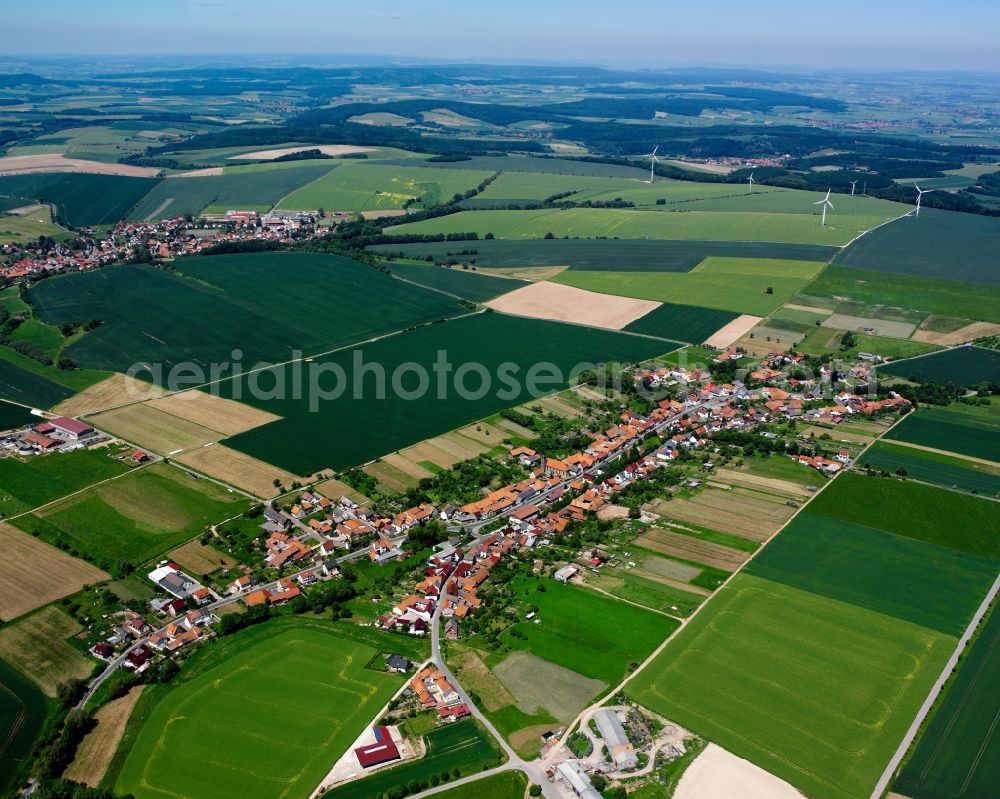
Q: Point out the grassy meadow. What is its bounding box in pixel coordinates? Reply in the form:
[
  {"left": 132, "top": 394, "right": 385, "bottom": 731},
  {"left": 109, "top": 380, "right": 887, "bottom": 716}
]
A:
[
  {"left": 117, "top": 621, "right": 405, "bottom": 799},
  {"left": 387, "top": 208, "right": 889, "bottom": 246}
]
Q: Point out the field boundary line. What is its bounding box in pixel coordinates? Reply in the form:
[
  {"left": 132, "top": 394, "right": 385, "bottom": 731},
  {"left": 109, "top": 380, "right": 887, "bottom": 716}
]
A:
[
  {"left": 870, "top": 573, "right": 1000, "bottom": 799},
  {"left": 541, "top": 414, "right": 902, "bottom": 767},
  {"left": 877, "top": 440, "right": 1000, "bottom": 470}
]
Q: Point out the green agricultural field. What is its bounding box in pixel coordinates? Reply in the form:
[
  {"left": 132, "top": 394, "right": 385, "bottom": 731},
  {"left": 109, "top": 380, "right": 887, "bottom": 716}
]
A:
[
  {"left": 14, "top": 462, "right": 249, "bottom": 568},
  {"left": 426, "top": 771, "right": 528, "bottom": 799},
  {"left": 324, "top": 719, "right": 504, "bottom": 799},
  {"left": 0, "top": 358, "right": 74, "bottom": 408},
  {"left": 675, "top": 189, "right": 906, "bottom": 217},
  {"left": 630, "top": 573, "right": 957, "bottom": 799},
  {"left": 0, "top": 446, "right": 131, "bottom": 517},
  {"left": 378, "top": 154, "right": 652, "bottom": 178},
  {"left": 117, "top": 621, "right": 405, "bottom": 799},
  {"left": 798, "top": 327, "right": 942, "bottom": 359},
  {"left": 494, "top": 575, "right": 678, "bottom": 686},
  {"left": 552, "top": 268, "right": 811, "bottom": 316},
  {"left": 801, "top": 267, "right": 1000, "bottom": 323},
  {"left": 280, "top": 163, "right": 493, "bottom": 211},
  {"left": 385, "top": 262, "right": 526, "bottom": 302},
  {"left": 585, "top": 568, "right": 707, "bottom": 617},
  {"left": 894, "top": 601, "right": 1000, "bottom": 799},
  {"left": 8, "top": 318, "right": 65, "bottom": 360},
  {"left": 0, "top": 657, "right": 50, "bottom": 797},
  {"left": 0, "top": 205, "right": 68, "bottom": 244},
  {"left": 0, "top": 399, "right": 35, "bottom": 431},
  {"left": 805, "top": 472, "right": 1000, "bottom": 560},
  {"left": 624, "top": 303, "right": 738, "bottom": 344},
  {"left": 386, "top": 208, "right": 887, "bottom": 246},
  {"left": 886, "top": 405, "right": 1000, "bottom": 463},
  {"left": 879, "top": 345, "right": 1000, "bottom": 383},
  {"left": 0, "top": 173, "right": 160, "bottom": 227},
  {"left": 834, "top": 208, "right": 1000, "bottom": 286},
  {"left": 747, "top": 512, "right": 997, "bottom": 636},
  {"left": 369, "top": 239, "right": 839, "bottom": 272},
  {"left": 28, "top": 253, "right": 463, "bottom": 374},
  {"left": 127, "top": 163, "right": 337, "bottom": 220},
  {"left": 220, "top": 313, "right": 670, "bottom": 473},
  {"left": 859, "top": 441, "right": 1000, "bottom": 496},
  {"left": 693, "top": 256, "right": 827, "bottom": 279}
]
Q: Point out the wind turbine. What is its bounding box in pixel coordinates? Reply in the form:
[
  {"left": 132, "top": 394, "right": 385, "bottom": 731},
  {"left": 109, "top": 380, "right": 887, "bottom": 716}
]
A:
[
  {"left": 850, "top": 180, "right": 858, "bottom": 196},
  {"left": 814, "top": 189, "right": 834, "bottom": 227},
  {"left": 914, "top": 185, "right": 933, "bottom": 216},
  {"left": 645, "top": 146, "right": 659, "bottom": 184},
  {"left": 747, "top": 172, "right": 755, "bottom": 195}
]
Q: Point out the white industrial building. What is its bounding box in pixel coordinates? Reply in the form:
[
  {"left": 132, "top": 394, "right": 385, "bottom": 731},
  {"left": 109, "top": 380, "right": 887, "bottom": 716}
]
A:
[{"left": 593, "top": 708, "right": 639, "bottom": 771}]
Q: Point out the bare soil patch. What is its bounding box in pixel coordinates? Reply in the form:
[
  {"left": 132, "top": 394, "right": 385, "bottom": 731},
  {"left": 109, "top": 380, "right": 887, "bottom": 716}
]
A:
[
  {"left": 64, "top": 686, "right": 145, "bottom": 786},
  {"left": 54, "top": 374, "right": 166, "bottom": 417},
  {"left": 912, "top": 321, "right": 1000, "bottom": 346},
  {"left": 676, "top": 743, "right": 804, "bottom": 799},
  {"left": 228, "top": 145, "right": 374, "bottom": 160},
  {"left": 174, "top": 444, "right": 311, "bottom": 498},
  {"left": 0, "top": 153, "right": 159, "bottom": 177},
  {"left": 145, "top": 391, "right": 280, "bottom": 437},
  {"left": 597, "top": 504, "right": 630, "bottom": 521},
  {"left": 635, "top": 526, "right": 748, "bottom": 570},
  {"left": 168, "top": 540, "right": 237, "bottom": 577},
  {"left": 0, "top": 606, "right": 93, "bottom": 695},
  {"left": 486, "top": 281, "right": 660, "bottom": 330},
  {"left": 0, "top": 522, "right": 109, "bottom": 622},
  {"left": 704, "top": 314, "right": 763, "bottom": 349}
]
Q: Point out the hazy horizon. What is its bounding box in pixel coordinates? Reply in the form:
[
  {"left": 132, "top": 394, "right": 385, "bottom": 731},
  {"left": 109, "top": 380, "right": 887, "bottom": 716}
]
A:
[{"left": 4, "top": 0, "right": 999, "bottom": 72}]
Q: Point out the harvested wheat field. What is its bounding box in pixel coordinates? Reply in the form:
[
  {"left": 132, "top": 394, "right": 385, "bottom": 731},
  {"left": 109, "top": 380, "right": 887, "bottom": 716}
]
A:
[
  {"left": 676, "top": 743, "right": 804, "bottom": 799},
  {"left": 398, "top": 441, "right": 462, "bottom": 471},
  {"left": 486, "top": 281, "right": 660, "bottom": 330},
  {"left": 64, "top": 686, "right": 145, "bottom": 787},
  {"left": 174, "top": 443, "right": 310, "bottom": 497},
  {"left": 168, "top": 540, "right": 237, "bottom": 577},
  {"left": 478, "top": 265, "right": 569, "bottom": 282},
  {"left": 228, "top": 145, "right": 374, "bottom": 160},
  {"left": 145, "top": 391, "right": 280, "bottom": 436},
  {"left": 0, "top": 522, "right": 109, "bottom": 621},
  {"left": 712, "top": 469, "right": 809, "bottom": 500},
  {"left": 704, "top": 314, "right": 763, "bottom": 349},
  {"left": 0, "top": 153, "right": 159, "bottom": 176},
  {"left": 382, "top": 452, "right": 435, "bottom": 480},
  {"left": 456, "top": 422, "right": 508, "bottom": 445},
  {"left": 634, "top": 526, "right": 748, "bottom": 570},
  {"left": 431, "top": 432, "right": 489, "bottom": 462},
  {"left": 174, "top": 167, "right": 224, "bottom": 177},
  {"left": 912, "top": 321, "right": 1000, "bottom": 346},
  {"left": 650, "top": 489, "right": 794, "bottom": 541},
  {"left": 89, "top": 403, "right": 220, "bottom": 454},
  {"left": 55, "top": 374, "right": 166, "bottom": 416},
  {"left": 313, "top": 477, "right": 369, "bottom": 506},
  {"left": 0, "top": 606, "right": 94, "bottom": 695}
]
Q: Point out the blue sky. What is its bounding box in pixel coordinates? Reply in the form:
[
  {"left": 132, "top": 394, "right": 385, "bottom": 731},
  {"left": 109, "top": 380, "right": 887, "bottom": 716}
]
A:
[{"left": 6, "top": 0, "right": 999, "bottom": 70}]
